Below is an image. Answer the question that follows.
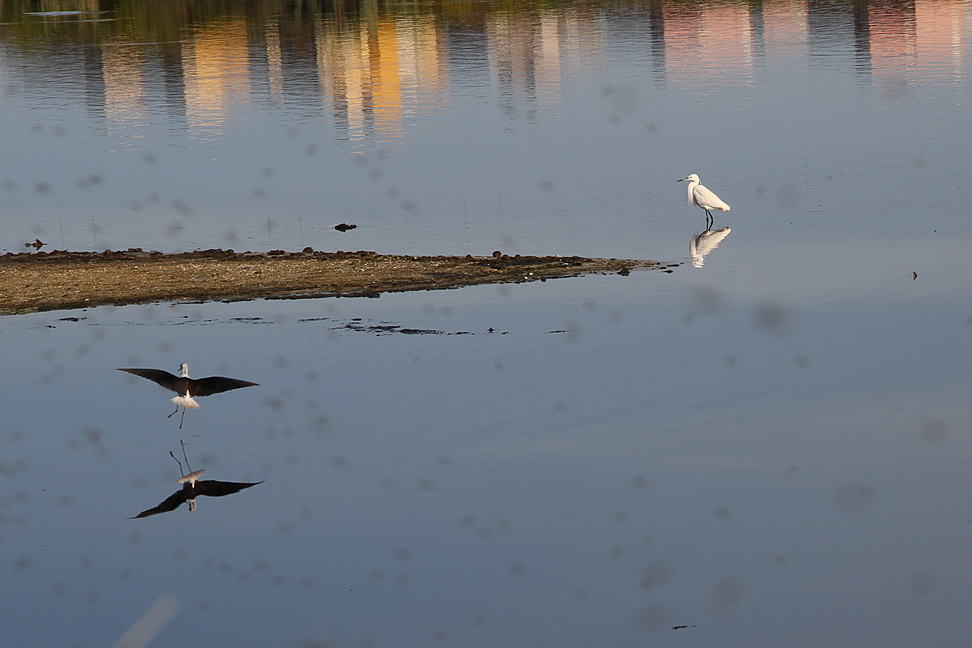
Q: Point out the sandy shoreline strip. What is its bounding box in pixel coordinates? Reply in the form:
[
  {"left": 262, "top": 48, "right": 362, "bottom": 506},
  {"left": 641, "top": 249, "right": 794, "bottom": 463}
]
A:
[{"left": 0, "top": 248, "right": 676, "bottom": 315}]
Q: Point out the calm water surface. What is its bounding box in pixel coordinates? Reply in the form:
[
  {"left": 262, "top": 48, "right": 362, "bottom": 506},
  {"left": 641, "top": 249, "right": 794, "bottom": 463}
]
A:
[{"left": 2, "top": 1, "right": 972, "bottom": 646}]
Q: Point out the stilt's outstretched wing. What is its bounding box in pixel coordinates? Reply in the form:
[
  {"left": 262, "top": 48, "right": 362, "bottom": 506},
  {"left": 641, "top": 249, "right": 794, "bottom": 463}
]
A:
[
  {"left": 118, "top": 368, "right": 181, "bottom": 393},
  {"left": 192, "top": 377, "right": 259, "bottom": 397},
  {"left": 131, "top": 489, "right": 189, "bottom": 518},
  {"left": 194, "top": 480, "right": 263, "bottom": 497}
]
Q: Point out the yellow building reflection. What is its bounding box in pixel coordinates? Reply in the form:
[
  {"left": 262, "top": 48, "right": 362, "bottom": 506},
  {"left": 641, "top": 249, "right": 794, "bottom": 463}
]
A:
[{"left": 183, "top": 19, "right": 251, "bottom": 137}]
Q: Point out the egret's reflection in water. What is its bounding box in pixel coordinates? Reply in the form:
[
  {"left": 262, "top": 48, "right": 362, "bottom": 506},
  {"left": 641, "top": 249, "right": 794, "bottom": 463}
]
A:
[{"left": 689, "top": 226, "right": 731, "bottom": 268}]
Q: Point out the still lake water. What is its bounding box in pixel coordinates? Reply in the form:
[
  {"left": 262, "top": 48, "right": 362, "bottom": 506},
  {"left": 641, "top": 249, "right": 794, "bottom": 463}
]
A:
[{"left": 3, "top": 0, "right": 972, "bottom": 646}]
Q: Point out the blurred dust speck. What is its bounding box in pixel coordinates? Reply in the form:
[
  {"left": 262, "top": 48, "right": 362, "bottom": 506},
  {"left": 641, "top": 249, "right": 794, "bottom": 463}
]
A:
[
  {"left": 565, "top": 320, "right": 580, "bottom": 342},
  {"left": 639, "top": 560, "right": 672, "bottom": 590},
  {"left": 834, "top": 481, "right": 875, "bottom": 511},
  {"left": 711, "top": 576, "right": 744, "bottom": 610},
  {"left": 311, "top": 414, "right": 330, "bottom": 437},
  {"left": 794, "top": 356, "right": 809, "bottom": 368},
  {"left": 919, "top": 418, "right": 950, "bottom": 445},
  {"left": 715, "top": 507, "right": 730, "bottom": 518},
  {"left": 632, "top": 475, "right": 649, "bottom": 489},
  {"left": 752, "top": 302, "right": 793, "bottom": 335},
  {"left": 509, "top": 562, "right": 527, "bottom": 575},
  {"left": 634, "top": 603, "right": 667, "bottom": 632},
  {"left": 539, "top": 179, "right": 554, "bottom": 192},
  {"left": 615, "top": 511, "right": 628, "bottom": 522},
  {"left": 610, "top": 545, "right": 624, "bottom": 557},
  {"left": 418, "top": 478, "right": 437, "bottom": 491},
  {"left": 908, "top": 571, "right": 936, "bottom": 594},
  {"left": 774, "top": 554, "right": 786, "bottom": 565},
  {"left": 774, "top": 184, "right": 801, "bottom": 209}
]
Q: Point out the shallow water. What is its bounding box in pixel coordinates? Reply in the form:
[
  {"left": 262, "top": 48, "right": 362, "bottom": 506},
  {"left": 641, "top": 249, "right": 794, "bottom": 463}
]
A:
[{"left": 2, "top": 1, "right": 972, "bottom": 646}]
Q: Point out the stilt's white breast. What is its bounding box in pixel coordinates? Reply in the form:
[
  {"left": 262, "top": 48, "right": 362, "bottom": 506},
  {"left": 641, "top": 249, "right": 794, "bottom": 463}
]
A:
[
  {"left": 178, "top": 469, "right": 206, "bottom": 484},
  {"left": 172, "top": 394, "right": 200, "bottom": 409}
]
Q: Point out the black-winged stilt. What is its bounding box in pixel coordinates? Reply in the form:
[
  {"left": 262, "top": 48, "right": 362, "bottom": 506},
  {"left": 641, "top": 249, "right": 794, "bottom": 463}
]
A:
[
  {"left": 118, "top": 363, "right": 258, "bottom": 428},
  {"left": 131, "top": 441, "right": 262, "bottom": 518}
]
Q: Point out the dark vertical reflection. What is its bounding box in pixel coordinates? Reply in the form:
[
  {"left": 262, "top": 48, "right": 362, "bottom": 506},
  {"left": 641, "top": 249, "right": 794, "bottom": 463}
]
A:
[
  {"left": 647, "top": 0, "right": 666, "bottom": 84},
  {"left": 852, "top": 0, "right": 872, "bottom": 75},
  {"left": 748, "top": 0, "right": 766, "bottom": 64},
  {"left": 83, "top": 45, "right": 107, "bottom": 122},
  {"left": 160, "top": 42, "right": 187, "bottom": 124}
]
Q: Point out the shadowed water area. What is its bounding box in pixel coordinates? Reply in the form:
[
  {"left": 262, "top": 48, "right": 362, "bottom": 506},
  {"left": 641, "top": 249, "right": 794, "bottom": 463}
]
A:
[{"left": 2, "top": 0, "right": 972, "bottom": 646}]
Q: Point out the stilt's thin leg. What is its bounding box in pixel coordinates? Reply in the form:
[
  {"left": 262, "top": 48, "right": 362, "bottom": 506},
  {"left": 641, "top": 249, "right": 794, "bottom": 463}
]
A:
[
  {"left": 167, "top": 405, "right": 179, "bottom": 419},
  {"left": 169, "top": 449, "right": 185, "bottom": 477},
  {"left": 179, "top": 440, "right": 192, "bottom": 472},
  {"left": 178, "top": 408, "right": 187, "bottom": 429}
]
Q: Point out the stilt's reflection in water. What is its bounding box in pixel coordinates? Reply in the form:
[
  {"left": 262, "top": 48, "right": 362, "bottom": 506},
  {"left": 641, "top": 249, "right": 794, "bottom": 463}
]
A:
[{"left": 131, "top": 442, "right": 262, "bottom": 518}]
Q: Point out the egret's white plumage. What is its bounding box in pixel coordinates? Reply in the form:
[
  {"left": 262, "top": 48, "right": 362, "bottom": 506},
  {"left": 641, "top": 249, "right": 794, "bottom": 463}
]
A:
[{"left": 678, "top": 174, "right": 730, "bottom": 228}]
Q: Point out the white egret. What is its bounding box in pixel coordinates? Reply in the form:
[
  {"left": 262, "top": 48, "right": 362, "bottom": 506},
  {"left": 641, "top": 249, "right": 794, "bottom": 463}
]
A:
[
  {"left": 118, "top": 363, "right": 258, "bottom": 428},
  {"left": 677, "top": 174, "right": 730, "bottom": 228}
]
